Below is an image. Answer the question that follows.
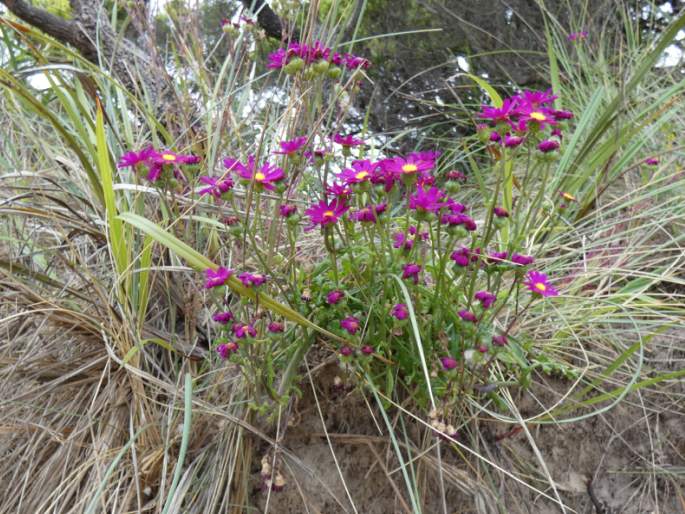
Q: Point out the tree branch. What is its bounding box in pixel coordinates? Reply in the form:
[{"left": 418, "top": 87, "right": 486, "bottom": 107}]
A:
[
  {"left": 0, "top": 0, "right": 97, "bottom": 59},
  {"left": 240, "top": 0, "right": 291, "bottom": 40}
]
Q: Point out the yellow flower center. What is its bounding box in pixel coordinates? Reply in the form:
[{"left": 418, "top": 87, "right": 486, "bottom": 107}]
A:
[
  {"left": 535, "top": 283, "right": 547, "bottom": 292},
  {"left": 255, "top": 172, "right": 266, "bottom": 181},
  {"left": 323, "top": 210, "right": 335, "bottom": 218},
  {"left": 402, "top": 163, "right": 418, "bottom": 173},
  {"left": 161, "top": 153, "right": 177, "bottom": 162},
  {"left": 530, "top": 111, "right": 546, "bottom": 122},
  {"left": 355, "top": 171, "right": 369, "bottom": 180}
]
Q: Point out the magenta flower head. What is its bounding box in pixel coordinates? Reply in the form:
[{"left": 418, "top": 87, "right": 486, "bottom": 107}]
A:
[
  {"left": 538, "top": 139, "right": 560, "bottom": 153},
  {"left": 479, "top": 97, "right": 520, "bottom": 126},
  {"left": 458, "top": 310, "right": 478, "bottom": 323},
  {"left": 446, "top": 170, "right": 467, "bottom": 182},
  {"left": 524, "top": 270, "right": 559, "bottom": 297},
  {"left": 402, "top": 263, "right": 421, "bottom": 284},
  {"left": 268, "top": 321, "right": 284, "bottom": 333},
  {"left": 451, "top": 247, "right": 471, "bottom": 267},
  {"left": 326, "top": 182, "right": 352, "bottom": 199},
  {"left": 384, "top": 154, "right": 435, "bottom": 179},
  {"left": 511, "top": 253, "right": 535, "bottom": 266},
  {"left": 551, "top": 109, "right": 574, "bottom": 120},
  {"left": 441, "top": 356, "right": 458, "bottom": 371},
  {"left": 117, "top": 146, "right": 157, "bottom": 169},
  {"left": 205, "top": 267, "right": 233, "bottom": 289},
  {"left": 238, "top": 272, "right": 267, "bottom": 287},
  {"left": 217, "top": 341, "right": 239, "bottom": 359},
  {"left": 645, "top": 157, "right": 659, "bottom": 166},
  {"left": 242, "top": 161, "right": 285, "bottom": 191},
  {"left": 340, "top": 316, "right": 361, "bottom": 335},
  {"left": 519, "top": 89, "right": 558, "bottom": 109},
  {"left": 275, "top": 136, "right": 307, "bottom": 155},
  {"left": 475, "top": 291, "right": 497, "bottom": 309},
  {"left": 212, "top": 311, "right": 234, "bottom": 324},
  {"left": 152, "top": 150, "right": 200, "bottom": 166},
  {"left": 393, "top": 232, "right": 414, "bottom": 251},
  {"left": 326, "top": 290, "right": 345, "bottom": 305},
  {"left": 198, "top": 176, "right": 234, "bottom": 198},
  {"left": 333, "top": 133, "right": 365, "bottom": 147},
  {"left": 305, "top": 199, "right": 349, "bottom": 229},
  {"left": 361, "top": 345, "right": 374, "bottom": 356},
  {"left": 350, "top": 205, "right": 378, "bottom": 223},
  {"left": 339, "top": 346, "right": 354, "bottom": 357},
  {"left": 568, "top": 31, "right": 588, "bottom": 42},
  {"left": 409, "top": 186, "right": 446, "bottom": 213},
  {"left": 492, "top": 334, "right": 508, "bottom": 347},
  {"left": 279, "top": 203, "right": 297, "bottom": 217},
  {"left": 504, "top": 134, "right": 525, "bottom": 148},
  {"left": 232, "top": 322, "right": 257, "bottom": 339},
  {"left": 391, "top": 303, "right": 409, "bottom": 320},
  {"left": 338, "top": 159, "right": 376, "bottom": 185},
  {"left": 493, "top": 206, "right": 509, "bottom": 218}
]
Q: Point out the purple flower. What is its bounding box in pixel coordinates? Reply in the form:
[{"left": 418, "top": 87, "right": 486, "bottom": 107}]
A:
[
  {"left": 232, "top": 323, "right": 257, "bottom": 339},
  {"left": 409, "top": 186, "right": 446, "bottom": 213},
  {"left": 204, "top": 267, "right": 233, "bottom": 289},
  {"left": 446, "top": 170, "right": 466, "bottom": 182},
  {"left": 217, "top": 341, "right": 239, "bottom": 359},
  {"left": 504, "top": 134, "right": 525, "bottom": 148},
  {"left": 402, "top": 263, "right": 421, "bottom": 284},
  {"left": 492, "top": 334, "right": 508, "bottom": 347},
  {"left": 645, "top": 157, "right": 659, "bottom": 166},
  {"left": 518, "top": 89, "right": 558, "bottom": 109},
  {"left": 279, "top": 203, "right": 298, "bottom": 217},
  {"left": 212, "top": 311, "right": 234, "bottom": 324},
  {"left": 198, "top": 176, "right": 234, "bottom": 198},
  {"left": 268, "top": 321, "right": 284, "bottom": 333},
  {"left": 524, "top": 270, "right": 559, "bottom": 297},
  {"left": 551, "top": 109, "right": 574, "bottom": 120},
  {"left": 275, "top": 136, "right": 307, "bottom": 155},
  {"left": 340, "top": 316, "right": 361, "bottom": 335},
  {"left": 339, "top": 346, "right": 354, "bottom": 357},
  {"left": 474, "top": 291, "right": 497, "bottom": 309},
  {"left": 361, "top": 345, "right": 374, "bottom": 355},
  {"left": 453, "top": 215, "right": 477, "bottom": 232},
  {"left": 487, "top": 251, "right": 508, "bottom": 264},
  {"left": 511, "top": 253, "right": 535, "bottom": 266},
  {"left": 451, "top": 247, "right": 471, "bottom": 267},
  {"left": 391, "top": 303, "right": 409, "bottom": 320},
  {"left": 458, "top": 310, "right": 478, "bottom": 323},
  {"left": 568, "top": 31, "right": 588, "bottom": 42},
  {"left": 326, "top": 182, "right": 353, "bottom": 199},
  {"left": 489, "top": 131, "right": 502, "bottom": 142},
  {"left": 445, "top": 198, "right": 466, "bottom": 213},
  {"left": 350, "top": 203, "right": 386, "bottom": 223},
  {"left": 538, "top": 139, "right": 560, "bottom": 153},
  {"left": 441, "top": 356, "right": 458, "bottom": 370},
  {"left": 393, "top": 232, "right": 414, "bottom": 251},
  {"left": 519, "top": 108, "right": 558, "bottom": 130},
  {"left": 383, "top": 154, "right": 435, "bottom": 179},
  {"left": 326, "top": 290, "right": 344, "bottom": 305},
  {"left": 151, "top": 150, "right": 199, "bottom": 166},
  {"left": 239, "top": 161, "right": 285, "bottom": 191},
  {"left": 337, "top": 159, "right": 376, "bottom": 185},
  {"left": 333, "top": 133, "right": 365, "bottom": 147},
  {"left": 305, "top": 199, "right": 349, "bottom": 228},
  {"left": 479, "top": 97, "right": 520, "bottom": 126},
  {"left": 493, "top": 206, "right": 509, "bottom": 218},
  {"left": 238, "top": 272, "right": 267, "bottom": 287},
  {"left": 117, "top": 146, "right": 157, "bottom": 168}
]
